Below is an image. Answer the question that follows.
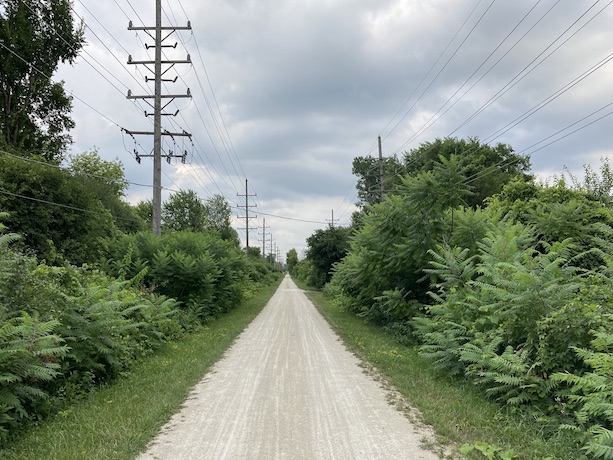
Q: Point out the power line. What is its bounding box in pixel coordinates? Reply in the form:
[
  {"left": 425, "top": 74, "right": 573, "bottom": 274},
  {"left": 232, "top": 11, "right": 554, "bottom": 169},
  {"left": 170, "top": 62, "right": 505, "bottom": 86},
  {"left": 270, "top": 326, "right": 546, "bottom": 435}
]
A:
[
  {"left": 377, "top": 0, "right": 488, "bottom": 147},
  {"left": 392, "top": 0, "right": 547, "bottom": 153},
  {"left": 449, "top": 0, "right": 612, "bottom": 136}
]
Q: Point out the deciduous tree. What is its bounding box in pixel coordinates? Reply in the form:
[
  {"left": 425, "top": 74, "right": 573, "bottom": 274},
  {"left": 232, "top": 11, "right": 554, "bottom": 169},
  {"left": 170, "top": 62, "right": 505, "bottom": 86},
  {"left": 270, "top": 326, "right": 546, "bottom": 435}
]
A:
[{"left": 0, "top": 0, "right": 85, "bottom": 161}]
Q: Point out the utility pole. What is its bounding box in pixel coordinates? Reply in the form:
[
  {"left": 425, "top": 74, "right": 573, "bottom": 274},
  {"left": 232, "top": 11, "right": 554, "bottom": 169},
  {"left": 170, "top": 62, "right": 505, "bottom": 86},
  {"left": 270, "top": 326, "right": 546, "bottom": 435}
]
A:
[
  {"left": 378, "top": 135, "right": 385, "bottom": 202},
  {"left": 125, "top": 0, "right": 192, "bottom": 236},
  {"left": 237, "top": 179, "right": 257, "bottom": 248},
  {"left": 260, "top": 218, "right": 269, "bottom": 258},
  {"left": 326, "top": 209, "right": 336, "bottom": 228}
]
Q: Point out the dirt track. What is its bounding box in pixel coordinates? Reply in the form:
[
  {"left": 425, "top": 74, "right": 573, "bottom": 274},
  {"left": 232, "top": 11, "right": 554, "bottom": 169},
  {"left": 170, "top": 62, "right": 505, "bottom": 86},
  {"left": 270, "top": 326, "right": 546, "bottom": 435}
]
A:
[{"left": 137, "top": 275, "right": 438, "bottom": 459}]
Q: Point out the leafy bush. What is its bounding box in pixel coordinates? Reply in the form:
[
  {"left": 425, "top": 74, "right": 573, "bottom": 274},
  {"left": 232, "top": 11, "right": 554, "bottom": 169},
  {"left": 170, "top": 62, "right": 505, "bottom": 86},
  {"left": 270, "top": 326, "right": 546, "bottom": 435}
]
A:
[
  {"left": 104, "top": 230, "right": 275, "bottom": 324},
  {"left": 0, "top": 220, "right": 183, "bottom": 438},
  {"left": 553, "top": 331, "right": 613, "bottom": 459},
  {"left": 0, "top": 313, "right": 68, "bottom": 434}
]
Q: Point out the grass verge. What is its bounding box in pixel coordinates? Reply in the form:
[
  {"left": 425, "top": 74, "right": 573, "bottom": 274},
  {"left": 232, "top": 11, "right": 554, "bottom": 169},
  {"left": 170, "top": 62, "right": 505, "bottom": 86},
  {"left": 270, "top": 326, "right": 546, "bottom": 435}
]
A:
[
  {"left": 0, "top": 277, "right": 282, "bottom": 460},
  {"left": 307, "top": 290, "right": 582, "bottom": 460}
]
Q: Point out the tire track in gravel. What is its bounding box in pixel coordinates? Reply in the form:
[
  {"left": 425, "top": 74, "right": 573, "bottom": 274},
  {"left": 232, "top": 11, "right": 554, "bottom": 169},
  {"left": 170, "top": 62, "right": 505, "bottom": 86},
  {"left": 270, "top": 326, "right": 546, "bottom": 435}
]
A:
[{"left": 137, "top": 275, "right": 439, "bottom": 460}]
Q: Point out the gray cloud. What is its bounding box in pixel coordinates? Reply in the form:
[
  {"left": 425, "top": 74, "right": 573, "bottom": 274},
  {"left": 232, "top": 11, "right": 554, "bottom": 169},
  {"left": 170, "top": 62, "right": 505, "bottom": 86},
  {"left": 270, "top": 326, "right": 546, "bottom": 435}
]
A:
[{"left": 55, "top": 0, "right": 613, "bottom": 257}]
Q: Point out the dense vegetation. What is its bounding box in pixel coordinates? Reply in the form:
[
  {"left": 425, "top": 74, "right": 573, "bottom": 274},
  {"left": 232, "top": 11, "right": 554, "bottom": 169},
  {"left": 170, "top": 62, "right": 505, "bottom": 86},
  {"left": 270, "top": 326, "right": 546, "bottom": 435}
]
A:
[
  {"left": 0, "top": 2, "right": 284, "bottom": 446},
  {"left": 317, "top": 141, "right": 613, "bottom": 459},
  {"left": 0, "top": 203, "right": 280, "bottom": 440}
]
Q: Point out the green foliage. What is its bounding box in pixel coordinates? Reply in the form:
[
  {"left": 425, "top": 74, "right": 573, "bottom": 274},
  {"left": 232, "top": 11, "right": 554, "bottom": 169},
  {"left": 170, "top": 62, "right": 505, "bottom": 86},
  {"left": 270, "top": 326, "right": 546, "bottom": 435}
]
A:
[
  {"left": 488, "top": 177, "right": 613, "bottom": 272},
  {"left": 0, "top": 152, "right": 120, "bottom": 265},
  {"left": 352, "top": 154, "right": 404, "bottom": 206},
  {"left": 68, "top": 150, "right": 144, "bottom": 234},
  {"left": 553, "top": 331, "right": 613, "bottom": 459},
  {"left": 286, "top": 248, "right": 298, "bottom": 275},
  {"left": 331, "top": 154, "right": 473, "bottom": 324},
  {"left": 162, "top": 189, "right": 208, "bottom": 233},
  {"left": 104, "top": 230, "right": 273, "bottom": 324},
  {"left": 460, "top": 441, "right": 519, "bottom": 459},
  {"left": 305, "top": 225, "right": 351, "bottom": 288},
  {"left": 0, "top": 236, "right": 183, "bottom": 438},
  {"left": 403, "top": 137, "right": 532, "bottom": 207},
  {"left": 161, "top": 191, "right": 237, "bottom": 244},
  {"left": 0, "top": 0, "right": 85, "bottom": 160},
  {"left": 0, "top": 312, "right": 68, "bottom": 434}
]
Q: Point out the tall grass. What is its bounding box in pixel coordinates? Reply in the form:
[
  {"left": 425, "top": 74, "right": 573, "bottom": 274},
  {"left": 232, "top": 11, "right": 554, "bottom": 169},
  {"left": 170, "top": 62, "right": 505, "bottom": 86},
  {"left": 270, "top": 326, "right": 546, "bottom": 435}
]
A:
[{"left": 0, "top": 277, "right": 282, "bottom": 460}]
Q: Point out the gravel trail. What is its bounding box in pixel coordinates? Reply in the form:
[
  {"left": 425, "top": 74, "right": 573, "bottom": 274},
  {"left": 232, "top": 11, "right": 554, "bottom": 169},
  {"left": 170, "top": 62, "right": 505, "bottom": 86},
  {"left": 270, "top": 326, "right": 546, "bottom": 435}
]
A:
[{"left": 137, "top": 275, "right": 439, "bottom": 459}]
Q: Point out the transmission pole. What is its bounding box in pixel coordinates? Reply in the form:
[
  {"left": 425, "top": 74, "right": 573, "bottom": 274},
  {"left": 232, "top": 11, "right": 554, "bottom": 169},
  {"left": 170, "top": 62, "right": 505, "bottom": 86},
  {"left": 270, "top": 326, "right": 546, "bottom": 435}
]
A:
[
  {"left": 125, "top": 0, "right": 192, "bottom": 236},
  {"left": 378, "top": 135, "right": 385, "bottom": 202},
  {"left": 237, "top": 179, "right": 257, "bottom": 248},
  {"left": 260, "top": 218, "right": 269, "bottom": 258}
]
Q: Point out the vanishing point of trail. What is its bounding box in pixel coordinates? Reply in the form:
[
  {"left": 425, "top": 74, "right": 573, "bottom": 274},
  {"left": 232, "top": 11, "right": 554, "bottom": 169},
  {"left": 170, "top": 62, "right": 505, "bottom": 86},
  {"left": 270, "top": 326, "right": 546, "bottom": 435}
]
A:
[{"left": 138, "top": 276, "right": 438, "bottom": 459}]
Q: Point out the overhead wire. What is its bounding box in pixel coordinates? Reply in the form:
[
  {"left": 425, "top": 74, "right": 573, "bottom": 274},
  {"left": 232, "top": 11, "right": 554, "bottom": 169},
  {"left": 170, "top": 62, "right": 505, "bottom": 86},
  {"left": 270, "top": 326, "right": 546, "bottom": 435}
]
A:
[
  {"left": 449, "top": 0, "right": 612, "bottom": 136},
  {"left": 376, "top": 0, "right": 487, "bottom": 148},
  {"left": 382, "top": 0, "right": 498, "bottom": 150},
  {"left": 392, "top": 0, "right": 547, "bottom": 154}
]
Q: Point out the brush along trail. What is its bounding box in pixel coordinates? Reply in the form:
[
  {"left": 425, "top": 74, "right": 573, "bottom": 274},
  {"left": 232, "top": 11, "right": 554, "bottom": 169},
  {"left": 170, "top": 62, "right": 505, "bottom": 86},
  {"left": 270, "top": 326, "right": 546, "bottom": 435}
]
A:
[{"left": 137, "top": 275, "right": 438, "bottom": 459}]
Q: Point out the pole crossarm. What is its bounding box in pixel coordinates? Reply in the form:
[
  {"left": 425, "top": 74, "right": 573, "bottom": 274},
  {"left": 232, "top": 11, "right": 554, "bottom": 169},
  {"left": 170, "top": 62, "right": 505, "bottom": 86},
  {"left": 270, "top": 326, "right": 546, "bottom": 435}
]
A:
[
  {"left": 127, "top": 89, "right": 191, "bottom": 99},
  {"left": 123, "top": 130, "right": 192, "bottom": 137},
  {"left": 128, "top": 20, "right": 191, "bottom": 31},
  {"left": 128, "top": 56, "right": 191, "bottom": 65}
]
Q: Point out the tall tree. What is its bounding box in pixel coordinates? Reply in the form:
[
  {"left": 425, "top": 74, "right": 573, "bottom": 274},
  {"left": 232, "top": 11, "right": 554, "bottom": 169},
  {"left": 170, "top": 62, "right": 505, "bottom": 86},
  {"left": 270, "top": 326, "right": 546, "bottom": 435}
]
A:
[
  {"left": 0, "top": 152, "right": 116, "bottom": 264},
  {"left": 286, "top": 248, "right": 298, "bottom": 275},
  {"left": 306, "top": 225, "right": 351, "bottom": 288},
  {"left": 403, "top": 137, "right": 531, "bottom": 207},
  {"left": 162, "top": 190, "right": 207, "bottom": 233},
  {"left": 352, "top": 155, "right": 404, "bottom": 206},
  {"left": 0, "top": 0, "right": 84, "bottom": 161}
]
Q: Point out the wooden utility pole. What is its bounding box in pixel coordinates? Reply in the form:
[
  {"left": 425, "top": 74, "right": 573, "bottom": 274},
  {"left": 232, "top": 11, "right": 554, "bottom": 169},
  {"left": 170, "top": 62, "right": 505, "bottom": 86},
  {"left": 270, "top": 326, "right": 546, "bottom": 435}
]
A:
[{"left": 125, "top": 0, "right": 192, "bottom": 236}]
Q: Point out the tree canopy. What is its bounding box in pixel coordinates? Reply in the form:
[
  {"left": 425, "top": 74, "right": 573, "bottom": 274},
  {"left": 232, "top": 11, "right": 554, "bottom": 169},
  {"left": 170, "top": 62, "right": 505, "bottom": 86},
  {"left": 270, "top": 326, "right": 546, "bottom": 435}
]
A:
[
  {"left": 352, "top": 137, "right": 532, "bottom": 208},
  {"left": 0, "top": 0, "right": 84, "bottom": 161},
  {"left": 305, "top": 225, "right": 351, "bottom": 288}
]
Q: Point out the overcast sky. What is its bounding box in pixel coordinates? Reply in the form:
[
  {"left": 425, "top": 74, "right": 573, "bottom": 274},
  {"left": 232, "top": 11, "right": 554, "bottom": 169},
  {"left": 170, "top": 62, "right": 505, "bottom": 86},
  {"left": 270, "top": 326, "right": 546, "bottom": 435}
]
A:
[{"left": 56, "top": 0, "right": 613, "bottom": 259}]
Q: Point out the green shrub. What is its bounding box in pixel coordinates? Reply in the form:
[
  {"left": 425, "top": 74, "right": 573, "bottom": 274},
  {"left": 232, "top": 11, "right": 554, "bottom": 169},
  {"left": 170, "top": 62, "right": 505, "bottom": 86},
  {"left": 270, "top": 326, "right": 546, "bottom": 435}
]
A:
[{"left": 0, "top": 312, "right": 68, "bottom": 435}]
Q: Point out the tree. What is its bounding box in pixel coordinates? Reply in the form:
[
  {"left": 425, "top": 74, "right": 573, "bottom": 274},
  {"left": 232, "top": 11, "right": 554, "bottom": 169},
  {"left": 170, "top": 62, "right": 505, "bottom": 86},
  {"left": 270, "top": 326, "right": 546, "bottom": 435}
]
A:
[
  {"left": 0, "top": 151, "right": 116, "bottom": 264},
  {"left": 403, "top": 137, "right": 531, "bottom": 207},
  {"left": 161, "top": 191, "right": 239, "bottom": 245},
  {"left": 69, "top": 149, "right": 129, "bottom": 198},
  {"left": 69, "top": 149, "right": 144, "bottom": 233},
  {"left": 162, "top": 190, "right": 207, "bottom": 233},
  {"left": 286, "top": 248, "right": 298, "bottom": 275},
  {"left": 203, "top": 194, "right": 235, "bottom": 242},
  {"left": 0, "top": 0, "right": 85, "bottom": 161},
  {"left": 352, "top": 155, "right": 404, "bottom": 206},
  {"left": 306, "top": 226, "right": 351, "bottom": 288},
  {"left": 134, "top": 200, "right": 153, "bottom": 226}
]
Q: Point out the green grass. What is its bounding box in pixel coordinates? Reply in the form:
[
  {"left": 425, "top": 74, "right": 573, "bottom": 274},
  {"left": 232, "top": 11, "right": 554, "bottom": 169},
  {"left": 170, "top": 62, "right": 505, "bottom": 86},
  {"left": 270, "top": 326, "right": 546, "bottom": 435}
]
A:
[
  {"left": 307, "top": 290, "right": 582, "bottom": 460},
  {"left": 0, "top": 277, "right": 282, "bottom": 460}
]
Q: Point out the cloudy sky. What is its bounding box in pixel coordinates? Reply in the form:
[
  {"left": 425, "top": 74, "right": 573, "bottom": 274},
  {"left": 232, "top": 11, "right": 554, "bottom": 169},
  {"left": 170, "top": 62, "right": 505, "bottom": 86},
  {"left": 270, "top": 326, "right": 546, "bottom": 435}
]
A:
[{"left": 56, "top": 0, "right": 613, "bottom": 259}]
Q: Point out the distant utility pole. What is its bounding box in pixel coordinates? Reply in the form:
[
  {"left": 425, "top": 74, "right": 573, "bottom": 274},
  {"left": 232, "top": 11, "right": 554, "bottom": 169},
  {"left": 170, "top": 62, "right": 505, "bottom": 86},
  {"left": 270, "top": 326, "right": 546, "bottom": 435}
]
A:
[
  {"left": 326, "top": 209, "right": 336, "bottom": 229},
  {"left": 237, "top": 179, "right": 257, "bottom": 248},
  {"left": 378, "top": 135, "right": 385, "bottom": 202},
  {"left": 125, "top": 0, "right": 192, "bottom": 236},
  {"left": 260, "top": 218, "right": 269, "bottom": 258}
]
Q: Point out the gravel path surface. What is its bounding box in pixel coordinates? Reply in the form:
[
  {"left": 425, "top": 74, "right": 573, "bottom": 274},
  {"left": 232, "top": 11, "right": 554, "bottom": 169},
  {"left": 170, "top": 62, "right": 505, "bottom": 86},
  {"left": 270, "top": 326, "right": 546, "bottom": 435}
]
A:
[{"left": 137, "top": 275, "right": 439, "bottom": 459}]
